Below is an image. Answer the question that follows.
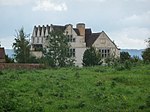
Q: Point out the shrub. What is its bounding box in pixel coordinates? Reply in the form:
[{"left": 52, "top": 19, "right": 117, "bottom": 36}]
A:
[
  {"left": 83, "top": 47, "right": 102, "bottom": 66},
  {"left": 124, "top": 60, "right": 132, "bottom": 70},
  {"left": 142, "top": 48, "right": 150, "bottom": 63},
  {"left": 120, "top": 52, "right": 131, "bottom": 63},
  {"left": 113, "top": 60, "right": 132, "bottom": 71}
]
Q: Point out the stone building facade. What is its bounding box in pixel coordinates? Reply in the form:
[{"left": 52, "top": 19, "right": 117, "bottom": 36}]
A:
[{"left": 31, "top": 23, "right": 120, "bottom": 66}]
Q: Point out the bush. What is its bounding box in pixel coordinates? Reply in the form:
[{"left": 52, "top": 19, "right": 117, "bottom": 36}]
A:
[
  {"left": 83, "top": 47, "right": 102, "bottom": 66},
  {"left": 142, "top": 48, "right": 150, "bottom": 63},
  {"left": 120, "top": 52, "right": 131, "bottom": 63},
  {"left": 113, "top": 60, "right": 132, "bottom": 71}
]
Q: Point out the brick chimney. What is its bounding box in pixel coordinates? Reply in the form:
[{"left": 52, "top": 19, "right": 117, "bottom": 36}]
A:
[{"left": 76, "top": 23, "right": 85, "bottom": 38}]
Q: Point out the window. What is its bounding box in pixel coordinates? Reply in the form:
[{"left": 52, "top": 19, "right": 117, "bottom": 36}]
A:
[
  {"left": 68, "top": 48, "right": 75, "bottom": 57},
  {"left": 34, "top": 44, "right": 43, "bottom": 51},
  {"left": 67, "top": 35, "right": 76, "bottom": 42},
  {"left": 99, "top": 49, "right": 110, "bottom": 58}
]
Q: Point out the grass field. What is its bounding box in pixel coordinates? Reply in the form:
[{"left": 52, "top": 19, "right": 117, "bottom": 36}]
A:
[{"left": 0, "top": 64, "right": 150, "bottom": 112}]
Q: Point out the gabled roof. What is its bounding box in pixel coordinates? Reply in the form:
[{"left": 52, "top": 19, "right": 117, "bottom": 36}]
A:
[
  {"left": 73, "top": 28, "right": 80, "bottom": 35},
  {"left": 85, "top": 29, "right": 92, "bottom": 36},
  {"left": 101, "top": 31, "right": 120, "bottom": 50},
  {"left": 52, "top": 25, "right": 66, "bottom": 32},
  {"left": 32, "top": 23, "right": 119, "bottom": 49},
  {"left": 86, "top": 32, "right": 101, "bottom": 47}
]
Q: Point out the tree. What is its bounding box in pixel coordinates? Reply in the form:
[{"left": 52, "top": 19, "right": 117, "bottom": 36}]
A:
[
  {"left": 44, "top": 30, "right": 74, "bottom": 67},
  {"left": 82, "top": 47, "right": 102, "bottom": 66},
  {"left": 12, "top": 27, "right": 31, "bottom": 63},
  {"left": 120, "top": 52, "right": 131, "bottom": 62},
  {"left": 142, "top": 38, "right": 150, "bottom": 63},
  {"left": 145, "top": 38, "right": 150, "bottom": 48}
]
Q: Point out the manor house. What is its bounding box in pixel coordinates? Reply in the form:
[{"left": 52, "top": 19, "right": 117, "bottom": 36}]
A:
[{"left": 31, "top": 23, "right": 120, "bottom": 66}]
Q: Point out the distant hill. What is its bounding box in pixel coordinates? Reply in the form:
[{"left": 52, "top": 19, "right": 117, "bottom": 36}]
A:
[
  {"left": 121, "top": 49, "right": 144, "bottom": 59},
  {"left": 5, "top": 49, "right": 145, "bottom": 59}
]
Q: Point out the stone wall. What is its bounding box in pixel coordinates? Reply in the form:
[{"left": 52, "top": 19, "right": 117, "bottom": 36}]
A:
[{"left": 0, "top": 63, "right": 45, "bottom": 70}]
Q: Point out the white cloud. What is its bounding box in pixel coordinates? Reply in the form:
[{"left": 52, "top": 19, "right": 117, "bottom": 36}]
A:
[
  {"left": 32, "top": 0, "right": 67, "bottom": 12},
  {"left": 109, "top": 27, "right": 150, "bottom": 49},
  {"left": 120, "top": 11, "right": 150, "bottom": 27},
  {"left": 116, "top": 37, "right": 145, "bottom": 49},
  {"left": 0, "top": 36, "right": 14, "bottom": 49},
  {"left": 0, "top": 0, "right": 31, "bottom": 6}
]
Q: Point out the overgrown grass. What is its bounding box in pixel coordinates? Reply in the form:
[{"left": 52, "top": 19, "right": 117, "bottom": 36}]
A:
[{"left": 0, "top": 64, "right": 150, "bottom": 112}]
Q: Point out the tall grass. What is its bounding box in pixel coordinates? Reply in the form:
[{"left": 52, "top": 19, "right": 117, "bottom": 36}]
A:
[{"left": 0, "top": 64, "right": 150, "bottom": 111}]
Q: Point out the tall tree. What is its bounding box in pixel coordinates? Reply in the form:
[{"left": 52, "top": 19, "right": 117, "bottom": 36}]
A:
[
  {"left": 44, "top": 30, "right": 74, "bottom": 67},
  {"left": 146, "top": 38, "right": 150, "bottom": 48},
  {"left": 13, "top": 28, "right": 30, "bottom": 63},
  {"left": 82, "top": 47, "right": 102, "bottom": 66},
  {"left": 142, "top": 38, "right": 150, "bottom": 63}
]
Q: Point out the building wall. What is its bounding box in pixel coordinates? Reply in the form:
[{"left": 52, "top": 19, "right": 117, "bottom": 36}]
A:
[
  {"left": 31, "top": 24, "right": 120, "bottom": 67},
  {"left": 75, "top": 47, "right": 86, "bottom": 67},
  {"left": 93, "top": 31, "right": 120, "bottom": 58},
  {"left": 65, "top": 25, "right": 86, "bottom": 67}
]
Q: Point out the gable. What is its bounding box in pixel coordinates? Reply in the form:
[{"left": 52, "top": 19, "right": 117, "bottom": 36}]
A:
[
  {"left": 86, "top": 33, "right": 101, "bottom": 47},
  {"left": 92, "top": 31, "right": 118, "bottom": 49}
]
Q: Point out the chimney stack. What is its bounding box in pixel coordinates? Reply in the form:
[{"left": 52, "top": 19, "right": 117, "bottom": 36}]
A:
[{"left": 76, "top": 23, "right": 85, "bottom": 38}]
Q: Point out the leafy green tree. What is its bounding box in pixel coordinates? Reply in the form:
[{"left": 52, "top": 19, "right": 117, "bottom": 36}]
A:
[
  {"left": 44, "top": 30, "right": 74, "bottom": 67},
  {"left": 146, "top": 38, "right": 150, "bottom": 48},
  {"left": 142, "top": 38, "right": 150, "bottom": 63},
  {"left": 82, "top": 47, "right": 102, "bottom": 66},
  {"left": 142, "top": 48, "right": 150, "bottom": 63},
  {"left": 120, "top": 52, "right": 131, "bottom": 62},
  {"left": 13, "top": 27, "right": 31, "bottom": 63}
]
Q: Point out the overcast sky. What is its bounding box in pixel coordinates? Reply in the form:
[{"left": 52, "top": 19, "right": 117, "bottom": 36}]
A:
[{"left": 0, "top": 0, "right": 150, "bottom": 49}]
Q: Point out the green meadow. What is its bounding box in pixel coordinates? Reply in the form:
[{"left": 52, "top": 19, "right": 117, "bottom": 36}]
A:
[{"left": 0, "top": 64, "right": 150, "bottom": 112}]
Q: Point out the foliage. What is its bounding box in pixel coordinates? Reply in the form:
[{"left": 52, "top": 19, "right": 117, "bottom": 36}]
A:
[
  {"left": 105, "top": 55, "right": 116, "bottom": 66},
  {"left": 130, "top": 55, "right": 141, "bottom": 63},
  {"left": 142, "top": 38, "right": 150, "bottom": 63},
  {"left": 145, "top": 38, "right": 150, "bottom": 48},
  {"left": 82, "top": 47, "right": 102, "bottom": 66},
  {"left": 12, "top": 27, "right": 31, "bottom": 63},
  {"left": 0, "top": 64, "right": 150, "bottom": 111},
  {"left": 43, "top": 30, "right": 74, "bottom": 67},
  {"left": 120, "top": 51, "right": 131, "bottom": 63},
  {"left": 142, "top": 48, "right": 150, "bottom": 63},
  {"left": 130, "top": 55, "right": 142, "bottom": 66},
  {"left": 5, "top": 55, "right": 14, "bottom": 63}
]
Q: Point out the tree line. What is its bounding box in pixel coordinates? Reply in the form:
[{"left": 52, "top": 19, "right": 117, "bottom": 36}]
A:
[{"left": 6, "top": 27, "right": 150, "bottom": 68}]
